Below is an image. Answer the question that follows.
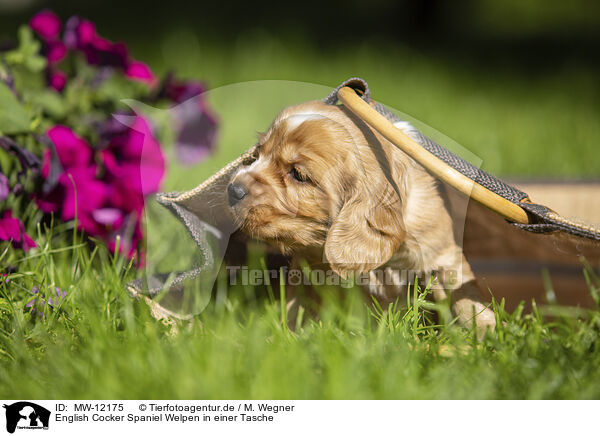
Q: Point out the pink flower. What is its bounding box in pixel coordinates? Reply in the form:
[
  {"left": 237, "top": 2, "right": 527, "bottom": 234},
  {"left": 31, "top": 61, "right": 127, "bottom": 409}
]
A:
[
  {"left": 101, "top": 116, "right": 165, "bottom": 215},
  {"left": 69, "top": 18, "right": 95, "bottom": 46},
  {"left": 58, "top": 166, "right": 108, "bottom": 235},
  {"left": 161, "top": 74, "right": 205, "bottom": 104},
  {"left": 125, "top": 61, "right": 156, "bottom": 85},
  {"left": 37, "top": 127, "right": 108, "bottom": 235},
  {"left": 160, "top": 76, "right": 218, "bottom": 165},
  {"left": 0, "top": 210, "right": 36, "bottom": 251},
  {"left": 64, "top": 16, "right": 155, "bottom": 84},
  {"left": 37, "top": 121, "right": 164, "bottom": 263},
  {"left": 30, "top": 10, "right": 68, "bottom": 92},
  {"left": 31, "top": 11, "right": 157, "bottom": 91},
  {"left": 46, "top": 40, "right": 67, "bottom": 64},
  {"left": 47, "top": 125, "right": 92, "bottom": 169},
  {"left": 172, "top": 98, "right": 218, "bottom": 165},
  {"left": 29, "top": 10, "right": 61, "bottom": 41},
  {"left": 48, "top": 70, "right": 67, "bottom": 91}
]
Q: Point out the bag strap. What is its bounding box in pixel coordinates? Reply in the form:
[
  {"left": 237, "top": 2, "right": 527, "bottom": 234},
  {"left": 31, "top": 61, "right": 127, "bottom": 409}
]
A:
[
  {"left": 323, "top": 77, "right": 370, "bottom": 105},
  {"left": 329, "top": 79, "right": 600, "bottom": 241}
]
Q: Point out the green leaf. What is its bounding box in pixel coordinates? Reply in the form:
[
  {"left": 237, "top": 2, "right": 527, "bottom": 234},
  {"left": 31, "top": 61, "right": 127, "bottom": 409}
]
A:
[
  {"left": 25, "top": 88, "right": 66, "bottom": 119},
  {"left": 0, "top": 82, "right": 31, "bottom": 134},
  {"left": 94, "top": 72, "right": 146, "bottom": 104},
  {"left": 17, "top": 26, "right": 46, "bottom": 73},
  {"left": 24, "top": 55, "right": 47, "bottom": 73},
  {"left": 1, "top": 26, "right": 47, "bottom": 73}
]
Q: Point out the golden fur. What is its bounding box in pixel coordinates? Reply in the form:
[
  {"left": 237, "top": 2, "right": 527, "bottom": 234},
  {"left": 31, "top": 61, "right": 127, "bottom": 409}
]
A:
[{"left": 228, "top": 101, "right": 495, "bottom": 335}]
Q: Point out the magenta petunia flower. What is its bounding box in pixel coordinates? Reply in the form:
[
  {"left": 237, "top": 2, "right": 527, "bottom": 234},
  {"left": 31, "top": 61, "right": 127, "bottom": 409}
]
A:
[
  {"left": 29, "top": 10, "right": 61, "bottom": 41},
  {"left": 31, "top": 11, "right": 157, "bottom": 92},
  {"left": 157, "top": 75, "right": 218, "bottom": 164},
  {"left": 46, "top": 40, "right": 67, "bottom": 64},
  {"left": 64, "top": 16, "right": 155, "bottom": 84},
  {"left": 125, "top": 61, "right": 156, "bottom": 85},
  {"left": 89, "top": 39, "right": 129, "bottom": 70},
  {"left": 29, "top": 10, "right": 69, "bottom": 92},
  {"left": 48, "top": 69, "right": 67, "bottom": 91},
  {"left": 101, "top": 116, "right": 165, "bottom": 210},
  {"left": 58, "top": 166, "right": 108, "bottom": 235},
  {"left": 162, "top": 74, "right": 205, "bottom": 104},
  {"left": 38, "top": 126, "right": 108, "bottom": 235},
  {"left": 172, "top": 98, "right": 218, "bottom": 165},
  {"left": 68, "top": 18, "right": 95, "bottom": 47},
  {"left": 37, "top": 121, "right": 163, "bottom": 262},
  {"left": 0, "top": 210, "right": 36, "bottom": 251},
  {"left": 35, "top": 191, "right": 62, "bottom": 214},
  {"left": 46, "top": 125, "right": 92, "bottom": 169}
]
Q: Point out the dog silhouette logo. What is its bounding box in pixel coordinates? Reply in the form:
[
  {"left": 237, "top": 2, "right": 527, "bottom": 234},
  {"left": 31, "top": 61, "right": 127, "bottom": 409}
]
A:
[{"left": 3, "top": 402, "right": 50, "bottom": 433}]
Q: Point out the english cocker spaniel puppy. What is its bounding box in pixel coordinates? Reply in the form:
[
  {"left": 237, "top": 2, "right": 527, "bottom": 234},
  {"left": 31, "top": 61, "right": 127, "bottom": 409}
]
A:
[{"left": 227, "top": 100, "right": 496, "bottom": 335}]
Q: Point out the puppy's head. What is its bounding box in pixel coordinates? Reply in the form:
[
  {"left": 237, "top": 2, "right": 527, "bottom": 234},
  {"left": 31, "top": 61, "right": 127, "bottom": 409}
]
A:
[{"left": 228, "top": 101, "right": 407, "bottom": 275}]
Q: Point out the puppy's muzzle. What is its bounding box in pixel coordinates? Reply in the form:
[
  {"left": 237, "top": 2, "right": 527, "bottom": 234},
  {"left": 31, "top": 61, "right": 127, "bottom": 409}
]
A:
[{"left": 228, "top": 182, "right": 248, "bottom": 206}]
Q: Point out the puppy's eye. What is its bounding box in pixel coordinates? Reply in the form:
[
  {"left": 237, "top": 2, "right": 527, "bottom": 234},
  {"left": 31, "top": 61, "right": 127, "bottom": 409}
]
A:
[{"left": 290, "top": 165, "right": 309, "bottom": 183}]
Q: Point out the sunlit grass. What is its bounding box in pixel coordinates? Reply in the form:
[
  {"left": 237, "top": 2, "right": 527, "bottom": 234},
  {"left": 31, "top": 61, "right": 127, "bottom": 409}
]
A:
[{"left": 1, "top": 223, "right": 600, "bottom": 399}]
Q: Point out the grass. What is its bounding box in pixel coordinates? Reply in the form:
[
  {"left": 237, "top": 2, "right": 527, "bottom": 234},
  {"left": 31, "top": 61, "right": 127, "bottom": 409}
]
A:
[
  {"left": 1, "top": 234, "right": 600, "bottom": 399},
  {"left": 2, "top": 37, "right": 600, "bottom": 399}
]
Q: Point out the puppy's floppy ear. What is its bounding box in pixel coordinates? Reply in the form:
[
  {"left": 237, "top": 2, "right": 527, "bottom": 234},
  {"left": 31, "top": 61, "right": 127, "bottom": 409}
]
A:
[{"left": 324, "top": 185, "right": 405, "bottom": 277}]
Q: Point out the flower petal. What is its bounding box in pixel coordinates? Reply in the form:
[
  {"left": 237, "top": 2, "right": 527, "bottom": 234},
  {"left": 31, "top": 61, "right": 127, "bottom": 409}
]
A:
[
  {"left": 0, "top": 210, "right": 21, "bottom": 241},
  {"left": 162, "top": 75, "right": 204, "bottom": 103},
  {"left": 92, "top": 208, "right": 123, "bottom": 226},
  {"left": 174, "top": 99, "right": 218, "bottom": 165},
  {"left": 58, "top": 167, "right": 106, "bottom": 222},
  {"left": 125, "top": 61, "right": 155, "bottom": 85},
  {"left": 30, "top": 10, "right": 61, "bottom": 41},
  {"left": 76, "top": 19, "right": 96, "bottom": 46},
  {"left": 47, "top": 125, "right": 92, "bottom": 169},
  {"left": 103, "top": 116, "right": 165, "bottom": 196},
  {"left": 46, "top": 40, "right": 67, "bottom": 64},
  {"left": 48, "top": 69, "right": 67, "bottom": 92},
  {"left": 0, "top": 210, "right": 36, "bottom": 251}
]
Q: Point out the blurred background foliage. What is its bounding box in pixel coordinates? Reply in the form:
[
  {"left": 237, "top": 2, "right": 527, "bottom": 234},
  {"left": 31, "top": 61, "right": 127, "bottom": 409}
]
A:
[{"left": 1, "top": 0, "right": 598, "bottom": 177}]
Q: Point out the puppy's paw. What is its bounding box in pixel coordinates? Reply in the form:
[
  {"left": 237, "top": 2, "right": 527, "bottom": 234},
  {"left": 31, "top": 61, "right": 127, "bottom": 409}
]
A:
[{"left": 450, "top": 281, "right": 496, "bottom": 340}]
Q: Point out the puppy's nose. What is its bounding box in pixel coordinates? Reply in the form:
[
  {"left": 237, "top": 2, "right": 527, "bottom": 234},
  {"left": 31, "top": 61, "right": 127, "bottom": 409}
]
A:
[{"left": 228, "top": 182, "right": 248, "bottom": 206}]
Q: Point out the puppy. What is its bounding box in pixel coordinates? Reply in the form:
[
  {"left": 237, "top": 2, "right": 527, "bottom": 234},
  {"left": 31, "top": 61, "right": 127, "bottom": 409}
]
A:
[{"left": 227, "top": 100, "right": 496, "bottom": 336}]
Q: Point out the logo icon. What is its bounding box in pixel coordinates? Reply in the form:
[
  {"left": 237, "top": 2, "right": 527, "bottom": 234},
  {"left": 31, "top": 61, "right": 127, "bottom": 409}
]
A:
[{"left": 3, "top": 402, "right": 50, "bottom": 434}]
